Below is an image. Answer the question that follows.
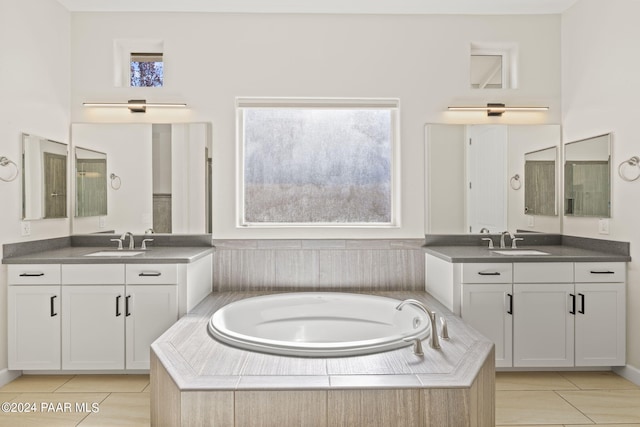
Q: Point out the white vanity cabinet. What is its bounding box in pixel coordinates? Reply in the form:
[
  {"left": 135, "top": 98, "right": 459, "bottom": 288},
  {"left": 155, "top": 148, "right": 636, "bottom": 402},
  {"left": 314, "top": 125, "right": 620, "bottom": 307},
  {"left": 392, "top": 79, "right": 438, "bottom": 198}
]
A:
[
  {"left": 7, "top": 265, "right": 62, "bottom": 370},
  {"left": 512, "top": 263, "right": 574, "bottom": 367},
  {"left": 461, "top": 263, "right": 513, "bottom": 368},
  {"left": 7, "top": 253, "right": 211, "bottom": 372},
  {"left": 427, "top": 254, "right": 627, "bottom": 369},
  {"left": 573, "top": 263, "right": 626, "bottom": 367}
]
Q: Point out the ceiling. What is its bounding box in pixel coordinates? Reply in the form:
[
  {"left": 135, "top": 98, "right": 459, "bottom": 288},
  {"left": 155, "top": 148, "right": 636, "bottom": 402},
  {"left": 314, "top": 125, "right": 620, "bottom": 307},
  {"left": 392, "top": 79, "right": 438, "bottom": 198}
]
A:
[{"left": 56, "top": 0, "right": 579, "bottom": 15}]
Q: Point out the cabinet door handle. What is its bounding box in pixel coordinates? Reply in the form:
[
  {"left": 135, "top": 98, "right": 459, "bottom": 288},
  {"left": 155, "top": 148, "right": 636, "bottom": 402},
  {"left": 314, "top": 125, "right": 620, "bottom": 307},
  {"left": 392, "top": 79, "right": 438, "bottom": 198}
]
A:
[
  {"left": 125, "top": 295, "right": 131, "bottom": 317},
  {"left": 116, "top": 295, "right": 122, "bottom": 317},
  {"left": 506, "top": 293, "right": 513, "bottom": 315},
  {"left": 139, "top": 272, "right": 161, "bottom": 277},
  {"left": 578, "top": 293, "right": 585, "bottom": 314},
  {"left": 478, "top": 271, "right": 500, "bottom": 276},
  {"left": 19, "top": 272, "right": 44, "bottom": 277},
  {"left": 50, "top": 295, "right": 58, "bottom": 317},
  {"left": 590, "top": 270, "right": 614, "bottom": 274},
  {"left": 569, "top": 293, "right": 576, "bottom": 315}
]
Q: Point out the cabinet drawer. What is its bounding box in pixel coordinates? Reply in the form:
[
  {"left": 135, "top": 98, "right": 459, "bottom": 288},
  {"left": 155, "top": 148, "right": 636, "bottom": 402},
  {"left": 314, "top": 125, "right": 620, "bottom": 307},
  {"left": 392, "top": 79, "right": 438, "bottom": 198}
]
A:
[
  {"left": 514, "top": 263, "right": 573, "bottom": 283},
  {"left": 126, "top": 264, "right": 178, "bottom": 285},
  {"left": 575, "top": 262, "right": 625, "bottom": 283},
  {"left": 8, "top": 264, "right": 61, "bottom": 285},
  {"left": 462, "top": 263, "right": 512, "bottom": 283},
  {"left": 61, "top": 264, "right": 125, "bottom": 284}
]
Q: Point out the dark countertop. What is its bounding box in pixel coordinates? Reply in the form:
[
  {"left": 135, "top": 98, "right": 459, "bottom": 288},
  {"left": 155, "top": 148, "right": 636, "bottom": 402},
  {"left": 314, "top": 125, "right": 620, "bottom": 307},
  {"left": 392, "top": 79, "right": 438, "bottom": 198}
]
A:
[
  {"left": 2, "top": 246, "right": 214, "bottom": 264},
  {"left": 424, "top": 245, "right": 631, "bottom": 263}
]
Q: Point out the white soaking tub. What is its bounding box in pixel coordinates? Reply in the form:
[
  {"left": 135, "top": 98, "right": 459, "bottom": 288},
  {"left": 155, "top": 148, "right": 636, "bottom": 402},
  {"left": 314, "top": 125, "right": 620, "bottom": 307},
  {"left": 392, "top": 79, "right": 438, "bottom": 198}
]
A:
[{"left": 207, "top": 292, "right": 431, "bottom": 357}]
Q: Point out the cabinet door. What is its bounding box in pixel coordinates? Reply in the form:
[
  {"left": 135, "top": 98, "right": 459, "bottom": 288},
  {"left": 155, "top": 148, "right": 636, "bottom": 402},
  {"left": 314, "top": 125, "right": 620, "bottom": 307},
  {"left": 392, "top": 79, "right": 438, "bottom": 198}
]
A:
[
  {"left": 125, "top": 285, "right": 178, "bottom": 370},
  {"left": 574, "top": 282, "right": 626, "bottom": 366},
  {"left": 462, "top": 283, "right": 513, "bottom": 367},
  {"left": 8, "top": 286, "right": 61, "bottom": 370},
  {"left": 62, "top": 285, "right": 125, "bottom": 370},
  {"left": 513, "top": 283, "right": 574, "bottom": 367}
]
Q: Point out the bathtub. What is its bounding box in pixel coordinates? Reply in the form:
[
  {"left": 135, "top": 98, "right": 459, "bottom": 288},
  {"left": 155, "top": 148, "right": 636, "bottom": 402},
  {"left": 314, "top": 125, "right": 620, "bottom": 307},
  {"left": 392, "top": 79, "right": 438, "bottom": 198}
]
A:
[{"left": 207, "top": 292, "right": 431, "bottom": 357}]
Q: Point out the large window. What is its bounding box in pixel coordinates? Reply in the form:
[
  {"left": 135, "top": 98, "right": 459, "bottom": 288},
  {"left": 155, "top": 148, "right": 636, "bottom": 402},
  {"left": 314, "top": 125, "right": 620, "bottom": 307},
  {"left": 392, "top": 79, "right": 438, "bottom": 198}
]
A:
[{"left": 237, "top": 98, "right": 399, "bottom": 227}]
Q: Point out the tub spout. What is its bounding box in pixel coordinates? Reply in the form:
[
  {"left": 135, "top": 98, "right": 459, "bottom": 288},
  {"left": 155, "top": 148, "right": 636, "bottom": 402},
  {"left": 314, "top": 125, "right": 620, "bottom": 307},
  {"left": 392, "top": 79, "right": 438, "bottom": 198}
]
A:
[{"left": 396, "top": 299, "right": 441, "bottom": 350}]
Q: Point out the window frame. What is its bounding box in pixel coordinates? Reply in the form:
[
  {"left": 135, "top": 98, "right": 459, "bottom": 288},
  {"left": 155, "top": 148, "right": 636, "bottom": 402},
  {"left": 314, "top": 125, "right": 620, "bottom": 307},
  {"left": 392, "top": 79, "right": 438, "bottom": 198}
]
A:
[{"left": 236, "top": 97, "right": 401, "bottom": 229}]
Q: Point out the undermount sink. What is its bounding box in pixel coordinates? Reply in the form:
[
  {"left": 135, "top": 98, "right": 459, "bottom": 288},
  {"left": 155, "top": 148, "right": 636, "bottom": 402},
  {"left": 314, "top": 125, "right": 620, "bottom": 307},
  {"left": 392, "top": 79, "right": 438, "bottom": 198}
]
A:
[
  {"left": 84, "top": 251, "right": 144, "bottom": 257},
  {"left": 492, "top": 250, "right": 550, "bottom": 256}
]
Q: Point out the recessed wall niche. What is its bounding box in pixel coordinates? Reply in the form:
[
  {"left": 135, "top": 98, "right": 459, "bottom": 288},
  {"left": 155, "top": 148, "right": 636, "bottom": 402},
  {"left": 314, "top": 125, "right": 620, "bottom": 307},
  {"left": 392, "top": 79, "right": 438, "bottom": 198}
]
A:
[{"left": 470, "top": 42, "right": 518, "bottom": 89}]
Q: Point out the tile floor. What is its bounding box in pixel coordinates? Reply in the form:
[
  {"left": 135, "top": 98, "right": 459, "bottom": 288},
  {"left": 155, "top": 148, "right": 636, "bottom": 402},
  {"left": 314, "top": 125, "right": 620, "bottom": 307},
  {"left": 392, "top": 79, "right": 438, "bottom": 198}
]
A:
[{"left": 0, "top": 371, "right": 639, "bottom": 426}]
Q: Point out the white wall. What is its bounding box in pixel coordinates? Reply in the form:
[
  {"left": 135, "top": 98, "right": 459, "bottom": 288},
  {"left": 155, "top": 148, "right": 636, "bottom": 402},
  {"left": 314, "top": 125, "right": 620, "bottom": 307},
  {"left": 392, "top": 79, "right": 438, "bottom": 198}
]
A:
[
  {"left": 562, "top": 0, "right": 640, "bottom": 376},
  {"left": 69, "top": 12, "right": 561, "bottom": 239},
  {"left": 0, "top": 0, "right": 71, "bottom": 375}
]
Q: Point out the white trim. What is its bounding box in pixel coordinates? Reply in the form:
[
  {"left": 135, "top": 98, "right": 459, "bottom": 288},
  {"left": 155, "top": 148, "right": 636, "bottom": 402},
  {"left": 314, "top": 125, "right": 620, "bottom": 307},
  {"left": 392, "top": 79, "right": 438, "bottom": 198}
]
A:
[
  {"left": 614, "top": 364, "right": 640, "bottom": 386},
  {"left": 0, "top": 369, "right": 21, "bottom": 388}
]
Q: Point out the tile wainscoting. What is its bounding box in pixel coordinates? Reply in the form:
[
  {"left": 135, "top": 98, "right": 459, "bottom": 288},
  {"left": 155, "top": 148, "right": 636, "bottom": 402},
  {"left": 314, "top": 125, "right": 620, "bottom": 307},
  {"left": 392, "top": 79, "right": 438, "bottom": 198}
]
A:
[{"left": 212, "top": 239, "right": 426, "bottom": 291}]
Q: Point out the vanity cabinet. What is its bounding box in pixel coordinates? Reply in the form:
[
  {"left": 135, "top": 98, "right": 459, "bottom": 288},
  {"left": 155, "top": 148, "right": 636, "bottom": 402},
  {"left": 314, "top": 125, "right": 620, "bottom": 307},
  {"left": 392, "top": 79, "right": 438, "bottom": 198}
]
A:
[
  {"left": 7, "top": 265, "right": 62, "bottom": 370},
  {"left": 429, "top": 255, "right": 627, "bottom": 368},
  {"left": 7, "top": 257, "right": 206, "bottom": 371}
]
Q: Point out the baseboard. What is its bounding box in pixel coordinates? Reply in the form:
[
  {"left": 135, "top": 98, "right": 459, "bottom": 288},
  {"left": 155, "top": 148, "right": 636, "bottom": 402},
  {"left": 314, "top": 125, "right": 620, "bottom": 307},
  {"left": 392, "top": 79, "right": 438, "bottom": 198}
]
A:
[
  {"left": 0, "top": 369, "right": 21, "bottom": 388},
  {"left": 614, "top": 364, "right": 640, "bottom": 386}
]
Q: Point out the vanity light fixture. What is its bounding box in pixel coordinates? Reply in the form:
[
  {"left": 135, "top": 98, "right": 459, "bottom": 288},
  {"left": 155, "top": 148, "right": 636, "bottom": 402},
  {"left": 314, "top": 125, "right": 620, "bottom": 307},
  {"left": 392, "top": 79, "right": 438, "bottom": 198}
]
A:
[
  {"left": 82, "top": 99, "right": 187, "bottom": 113},
  {"left": 447, "top": 103, "right": 549, "bottom": 117}
]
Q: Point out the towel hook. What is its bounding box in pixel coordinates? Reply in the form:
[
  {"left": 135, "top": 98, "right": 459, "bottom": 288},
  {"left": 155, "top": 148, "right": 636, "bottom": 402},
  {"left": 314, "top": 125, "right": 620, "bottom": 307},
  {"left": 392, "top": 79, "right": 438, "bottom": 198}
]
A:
[
  {"left": 618, "top": 156, "right": 640, "bottom": 182},
  {"left": 0, "top": 156, "right": 19, "bottom": 182},
  {"left": 110, "top": 173, "right": 122, "bottom": 190},
  {"left": 509, "top": 174, "right": 521, "bottom": 190}
]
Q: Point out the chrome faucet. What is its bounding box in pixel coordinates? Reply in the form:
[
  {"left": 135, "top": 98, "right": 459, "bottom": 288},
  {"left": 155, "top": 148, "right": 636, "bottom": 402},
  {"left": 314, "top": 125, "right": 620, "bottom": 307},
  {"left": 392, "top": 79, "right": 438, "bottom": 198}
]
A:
[
  {"left": 500, "top": 231, "right": 514, "bottom": 249},
  {"left": 396, "top": 299, "right": 441, "bottom": 351},
  {"left": 120, "top": 232, "right": 135, "bottom": 250}
]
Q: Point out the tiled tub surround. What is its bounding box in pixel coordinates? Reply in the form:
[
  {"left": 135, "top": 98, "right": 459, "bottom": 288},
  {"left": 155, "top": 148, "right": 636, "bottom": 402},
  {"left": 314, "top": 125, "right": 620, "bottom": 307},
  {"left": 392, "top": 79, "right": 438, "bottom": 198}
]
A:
[
  {"left": 151, "top": 291, "right": 495, "bottom": 427},
  {"left": 212, "top": 239, "right": 426, "bottom": 291}
]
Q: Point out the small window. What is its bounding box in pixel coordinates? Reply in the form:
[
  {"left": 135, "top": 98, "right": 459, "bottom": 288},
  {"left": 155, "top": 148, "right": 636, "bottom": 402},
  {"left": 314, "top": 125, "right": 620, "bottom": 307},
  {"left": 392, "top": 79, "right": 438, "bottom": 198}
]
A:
[
  {"left": 130, "top": 52, "right": 163, "bottom": 87},
  {"left": 470, "top": 43, "right": 518, "bottom": 89},
  {"left": 237, "top": 98, "right": 399, "bottom": 227}
]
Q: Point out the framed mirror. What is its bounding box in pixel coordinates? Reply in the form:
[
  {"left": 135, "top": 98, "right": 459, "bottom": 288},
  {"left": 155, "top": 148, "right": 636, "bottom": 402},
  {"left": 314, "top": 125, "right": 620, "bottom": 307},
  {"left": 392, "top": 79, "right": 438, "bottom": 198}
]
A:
[
  {"left": 70, "top": 123, "right": 212, "bottom": 235},
  {"left": 75, "top": 147, "right": 107, "bottom": 217},
  {"left": 22, "top": 133, "right": 68, "bottom": 220},
  {"left": 426, "top": 124, "right": 561, "bottom": 234},
  {"left": 564, "top": 133, "right": 611, "bottom": 218},
  {"left": 524, "top": 146, "right": 557, "bottom": 216}
]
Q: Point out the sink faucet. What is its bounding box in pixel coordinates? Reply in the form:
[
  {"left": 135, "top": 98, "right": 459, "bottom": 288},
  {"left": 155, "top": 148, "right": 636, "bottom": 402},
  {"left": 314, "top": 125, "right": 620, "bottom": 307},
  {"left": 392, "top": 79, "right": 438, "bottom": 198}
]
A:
[
  {"left": 120, "top": 232, "right": 135, "bottom": 250},
  {"left": 395, "top": 299, "right": 440, "bottom": 350},
  {"left": 500, "top": 231, "right": 514, "bottom": 249}
]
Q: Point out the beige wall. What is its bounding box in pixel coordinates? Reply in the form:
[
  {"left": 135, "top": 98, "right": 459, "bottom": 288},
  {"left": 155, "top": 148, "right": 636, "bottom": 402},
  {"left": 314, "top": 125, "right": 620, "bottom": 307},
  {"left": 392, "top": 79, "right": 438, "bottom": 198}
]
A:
[{"left": 562, "top": 0, "right": 640, "bottom": 378}]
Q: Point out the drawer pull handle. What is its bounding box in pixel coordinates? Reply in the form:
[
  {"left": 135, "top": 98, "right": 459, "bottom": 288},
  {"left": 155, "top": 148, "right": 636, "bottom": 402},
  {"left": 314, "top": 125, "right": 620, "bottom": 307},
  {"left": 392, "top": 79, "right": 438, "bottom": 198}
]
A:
[
  {"left": 569, "top": 293, "right": 576, "bottom": 315},
  {"left": 478, "top": 271, "right": 500, "bottom": 276},
  {"left": 506, "top": 293, "right": 513, "bottom": 315},
  {"left": 590, "top": 270, "right": 614, "bottom": 274},
  {"left": 578, "top": 293, "right": 585, "bottom": 314},
  {"left": 139, "top": 272, "right": 161, "bottom": 277},
  {"left": 125, "top": 295, "right": 131, "bottom": 317},
  {"left": 116, "top": 295, "right": 122, "bottom": 317},
  {"left": 19, "top": 272, "right": 44, "bottom": 277},
  {"left": 50, "top": 295, "right": 58, "bottom": 317}
]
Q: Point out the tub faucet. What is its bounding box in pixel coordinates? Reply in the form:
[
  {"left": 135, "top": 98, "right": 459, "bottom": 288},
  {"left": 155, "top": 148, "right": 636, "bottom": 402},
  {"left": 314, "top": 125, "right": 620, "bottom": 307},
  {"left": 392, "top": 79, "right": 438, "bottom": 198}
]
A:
[
  {"left": 120, "top": 232, "right": 135, "bottom": 250},
  {"left": 396, "top": 299, "right": 440, "bottom": 350}
]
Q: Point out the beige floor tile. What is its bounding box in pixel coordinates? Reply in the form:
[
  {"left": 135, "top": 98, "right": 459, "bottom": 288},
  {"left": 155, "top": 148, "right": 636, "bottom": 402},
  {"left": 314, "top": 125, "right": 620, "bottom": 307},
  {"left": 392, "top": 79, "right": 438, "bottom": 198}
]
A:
[
  {"left": 0, "top": 392, "right": 108, "bottom": 427},
  {"left": 558, "top": 389, "right": 640, "bottom": 424},
  {"left": 498, "top": 425, "right": 564, "bottom": 427},
  {"left": 559, "top": 371, "right": 640, "bottom": 390},
  {"left": 78, "top": 393, "right": 150, "bottom": 427},
  {"left": 570, "top": 424, "right": 640, "bottom": 427},
  {"left": 496, "top": 371, "right": 578, "bottom": 391},
  {"left": 0, "top": 375, "right": 74, "bottom": 393},
  {"left": 56, "top": 375, "right": 150, "bottom": 393},
  {"left": 496, "top": 390, "right": 592, "bottom": 425}
]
